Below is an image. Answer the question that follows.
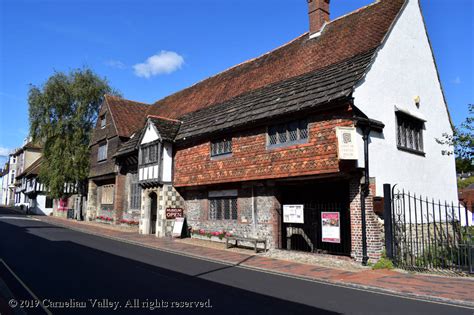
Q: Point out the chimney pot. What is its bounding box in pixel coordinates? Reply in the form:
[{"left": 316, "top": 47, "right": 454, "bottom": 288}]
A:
[{"left": 307, "top": 0, "right": 330, "bottom": 35}]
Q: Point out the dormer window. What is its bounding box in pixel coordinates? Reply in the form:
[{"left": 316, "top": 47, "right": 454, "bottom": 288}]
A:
[{"left": 100, "top": 114, "right": 106, "bottom": 129}]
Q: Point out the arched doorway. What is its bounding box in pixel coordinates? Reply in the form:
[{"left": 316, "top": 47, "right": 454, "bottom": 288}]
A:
[{"left": 149, "top": 192, "right": 158, "bottom": 234}]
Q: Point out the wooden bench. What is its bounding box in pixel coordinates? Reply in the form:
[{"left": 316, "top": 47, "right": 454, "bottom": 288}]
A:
[{"left": 226, "top": 236, "right": 267, "bottom": 253}]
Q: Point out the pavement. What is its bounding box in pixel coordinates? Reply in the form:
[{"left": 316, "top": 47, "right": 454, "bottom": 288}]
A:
[{"left": 0, "top": 206, "right": 473, "bottom": 314}]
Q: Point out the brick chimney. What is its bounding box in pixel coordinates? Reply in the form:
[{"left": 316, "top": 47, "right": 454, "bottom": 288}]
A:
[{"left": 307, "top": 0, "right": 330, "bottom": 35}]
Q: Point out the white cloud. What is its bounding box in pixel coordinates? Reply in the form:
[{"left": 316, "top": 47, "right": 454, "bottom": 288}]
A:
[
  {"left": 133, "top": 51, "right": 184, "bottom": 78},
  {"left": 0, "top": 147, "right": 13, "bottom": 157},
  {"left": 105, "top": 60, "right": 126, "bottom": 69},
  {"left": 453, "top": 76, "right": 462, "bottom": 84}
]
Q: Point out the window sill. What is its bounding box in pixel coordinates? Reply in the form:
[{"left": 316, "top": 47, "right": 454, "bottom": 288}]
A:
[
  {"left": 267, "top": 139, "right": 309, "bottom": 150},
  {"left": 211, "top": 153, "right": 233, "bottom": 161},
  {"left": 397, "top": 146, "right": 425, "bottom": 157}
]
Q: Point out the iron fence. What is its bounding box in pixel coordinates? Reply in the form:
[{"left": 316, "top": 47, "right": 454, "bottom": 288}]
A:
[{"left": 384, "top": 184, "right": 473, "bottom": 273}]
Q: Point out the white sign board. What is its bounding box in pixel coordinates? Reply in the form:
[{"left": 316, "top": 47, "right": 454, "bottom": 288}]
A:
[
  {"left": 336, "top": 127, "right": 358, "bottom": 160},
  {"left": 283, "top": 205, "right": 304, "bottom": 224},
  {"left": 172, "top": 217, "right": 185, "bottom": 238},
  {"left": 321, "top": 212, "right": 341, "bottom": 243}
]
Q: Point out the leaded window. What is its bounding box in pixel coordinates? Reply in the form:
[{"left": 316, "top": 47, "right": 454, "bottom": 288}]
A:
[
  {"left": 268, "top": 119, "right": 308, "bottom": 147},
  {"left": 130, "top": 174, "right": 141, "bottom": 210},
  {"left": 211, "top": 139, "right": 232, "bottom": 157},
  {"left": 396, "top": 113, "right": 424, "bottom": 154},
  {"left": 209, "top": 198, "right": 237, "bottom": 220},
  {"left": 141, "top": 143, "right": 159, "bottom": 164}
]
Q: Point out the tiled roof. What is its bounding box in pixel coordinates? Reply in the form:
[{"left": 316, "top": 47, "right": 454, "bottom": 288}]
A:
[
  {"left": 114, "top": 132, "right": 141, "bottom": 157},
  {"left": 148, "top": 0, "right": 406, "bottom": 120},
  {"left": 115, "top": 116, "right": 182, "bottom": 157},
  {"left": 148, "top": 116, "right": 181, "bottom": 142},
  {"left": 177, "top": 49, "right": 375, "bottom": 140},
  {"left": 106, "top": 95, "right": 150, "bottom": 137}
]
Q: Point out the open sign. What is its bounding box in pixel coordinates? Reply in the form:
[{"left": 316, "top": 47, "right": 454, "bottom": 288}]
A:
[{"left": 166, "top": 208, "right": 184, "bottom": 219}]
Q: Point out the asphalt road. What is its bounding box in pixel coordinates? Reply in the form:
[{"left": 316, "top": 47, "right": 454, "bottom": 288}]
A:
[{"left": 0, "top": 207, "right": 472, "bottom": 315}]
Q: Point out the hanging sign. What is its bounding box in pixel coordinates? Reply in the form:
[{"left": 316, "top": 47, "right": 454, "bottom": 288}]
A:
[
  {"left": 172, "top": 217, "right": 185, "bottom": 238},
  {"left": 336, "top": 127, "right": 358, "bottom": 160},
  {"left": 283, "top": 205, "right": 304, "bottom": 224},
  {"left": 321, "top": 212, "right": 341, "bottom": 243},
  {"left": 166, "top": 208, "right": 184, "bottom": 219}
]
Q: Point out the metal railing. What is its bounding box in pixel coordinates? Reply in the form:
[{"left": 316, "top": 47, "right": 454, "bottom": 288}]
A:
[{"left": 384, "top": 184, "right": 473, "bottom": 273}]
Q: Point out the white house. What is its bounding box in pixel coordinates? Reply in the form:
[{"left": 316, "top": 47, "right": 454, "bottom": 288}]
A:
[
  {"left": 352, "top": 0, "right": 457, "bottom": 203},
  {"left": 0, "top": 166, "right": 8, "bottom": 205}
]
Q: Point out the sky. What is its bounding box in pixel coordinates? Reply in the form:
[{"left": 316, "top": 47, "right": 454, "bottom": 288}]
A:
[{"left": 0, "top": 0, "right": 473, "bottom": 166}]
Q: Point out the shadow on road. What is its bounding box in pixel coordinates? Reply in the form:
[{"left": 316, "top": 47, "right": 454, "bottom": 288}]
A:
[{"left": 0, "top": 217, "right": 337, "bottom": 315}]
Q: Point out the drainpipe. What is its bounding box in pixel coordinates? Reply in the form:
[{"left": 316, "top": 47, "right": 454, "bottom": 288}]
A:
[
  {"left": 360, "top": 126, "right": 370, "bottom": 266},
  {"left": 251, "top": 185, "right": 256, "bottom": 236}
]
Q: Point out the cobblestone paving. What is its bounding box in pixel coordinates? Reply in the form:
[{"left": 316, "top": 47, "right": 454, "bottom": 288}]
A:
[{"left": 36, "top": 216, "right": 474, "bottom": 307}]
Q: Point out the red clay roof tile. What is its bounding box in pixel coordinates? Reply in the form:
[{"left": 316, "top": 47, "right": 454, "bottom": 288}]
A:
[
  {"left": 147, "top": 0, "right": 406, "bottom": 119},
  {"left": 106, "top": 95, "right": 150, "bottom": 137}
]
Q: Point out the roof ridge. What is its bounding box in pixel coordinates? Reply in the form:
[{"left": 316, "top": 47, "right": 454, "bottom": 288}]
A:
[
  {"left": 328, "top": 0, "right": 382, "bottom": 25},
  {"left": 105, "top": 94, "right": 150, "bottom": 107},
  {"left": 147, "top": 115, "right": 182, "bottom": 123}
]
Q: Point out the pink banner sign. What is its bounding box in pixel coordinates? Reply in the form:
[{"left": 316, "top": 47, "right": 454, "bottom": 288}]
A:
[{"left": 321, "top": 212, "right": 341, "bottom": 243}]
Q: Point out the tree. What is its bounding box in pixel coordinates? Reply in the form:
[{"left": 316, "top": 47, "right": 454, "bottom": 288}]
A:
[
  {"left": 437, "top": 104, "right": 473, "bottom": 171},
  {"left": 28, "top": 68, "right": 118, "bottom": 198}
]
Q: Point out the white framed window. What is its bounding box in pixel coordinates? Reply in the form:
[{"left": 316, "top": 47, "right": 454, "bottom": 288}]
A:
[
  {"left": 101, "top": 185, "right": 114, "bottom": 205},
  {"left": 98, "top": 142, "right": 108, "bottom": 161}
]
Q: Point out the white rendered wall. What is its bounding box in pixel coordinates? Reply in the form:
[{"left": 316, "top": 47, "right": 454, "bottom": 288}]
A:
[
  {"left": 32, "top": 195, "right": 53, "bottom": 216},
  {"left": 352, "top": 0, "right": 457, "bottom": 203},
  {"left": 141, "top": 123, "right": 159, "bottom": 145},
  {"left": 0, "top": 177, "right": 4, "bottom": 205},
  {"left": 162, "top": 143, "right": 173, "bottom": 182}
]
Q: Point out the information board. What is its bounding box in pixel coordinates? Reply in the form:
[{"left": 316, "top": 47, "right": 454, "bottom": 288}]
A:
[{"left": 283, "top": 205, "right": 304, "bottom": 224}]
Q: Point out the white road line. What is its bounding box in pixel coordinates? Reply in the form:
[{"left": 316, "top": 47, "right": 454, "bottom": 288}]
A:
[
  {"left": 0, "top": 259, "right": 52, "bottom": 315},
  {"left": 0, "top": 216, "right": 36, "bottom": 220}
]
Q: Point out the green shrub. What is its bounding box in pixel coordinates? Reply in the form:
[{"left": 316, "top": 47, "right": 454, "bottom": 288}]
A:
[
  {"left": 372, "top": 257, "right": 394, "bottom": 270},
  {"left": 458, "top": 176, "right": 474, "bottom": 189}
]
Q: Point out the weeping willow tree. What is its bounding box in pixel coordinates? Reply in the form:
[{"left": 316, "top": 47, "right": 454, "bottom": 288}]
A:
[{"left": 28, "top": 68, "right": 118, "bottom": 198}]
